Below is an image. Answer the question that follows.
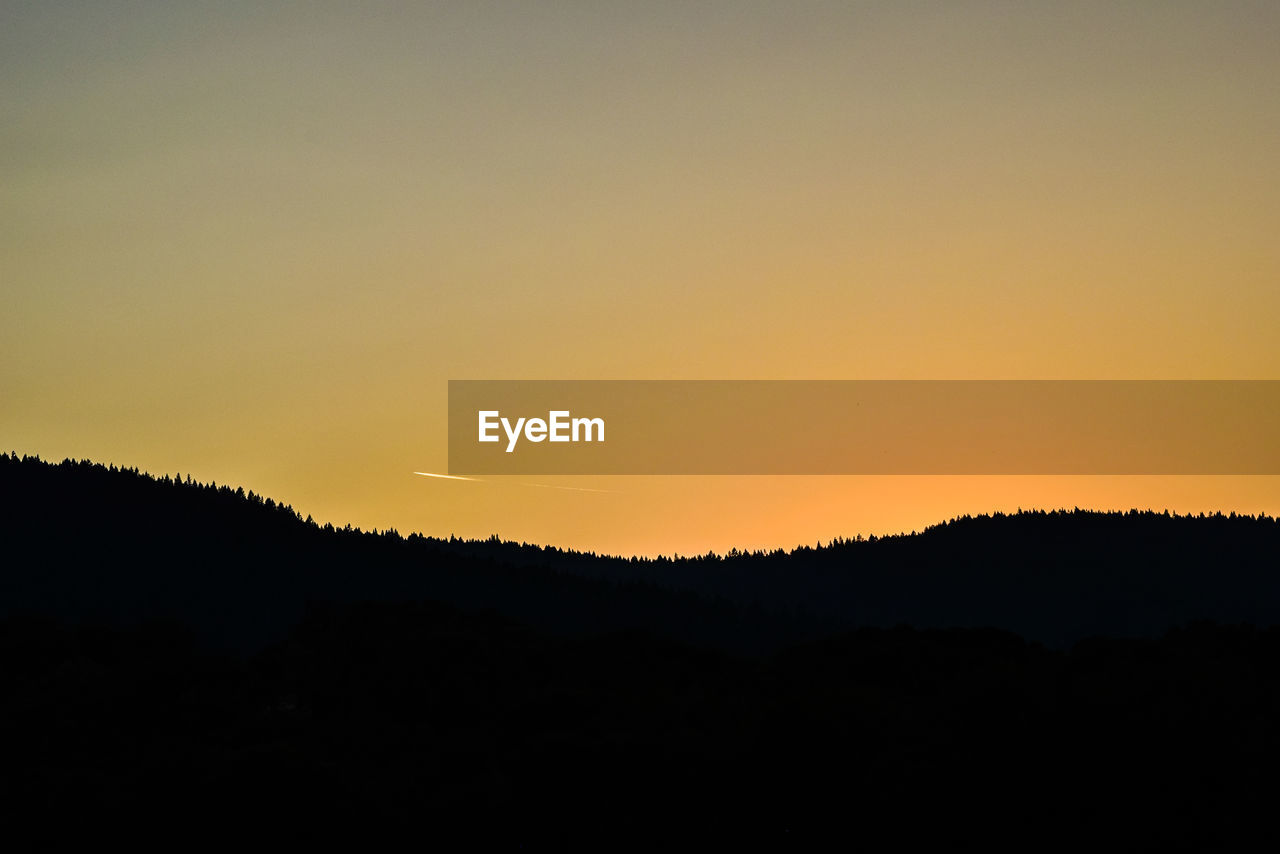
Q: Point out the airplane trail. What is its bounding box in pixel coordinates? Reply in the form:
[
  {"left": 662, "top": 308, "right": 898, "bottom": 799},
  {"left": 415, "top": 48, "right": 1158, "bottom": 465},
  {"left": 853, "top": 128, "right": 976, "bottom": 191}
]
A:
[{"left": 413, "top": 472, "right": 616, "bottom": 493}]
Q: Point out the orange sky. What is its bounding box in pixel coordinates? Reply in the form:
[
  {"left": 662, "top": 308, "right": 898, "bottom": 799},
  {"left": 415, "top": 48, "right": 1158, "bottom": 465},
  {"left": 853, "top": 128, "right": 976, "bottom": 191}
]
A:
[{"left": 3, "top": 2, "right": 1278, "bottom": 556}]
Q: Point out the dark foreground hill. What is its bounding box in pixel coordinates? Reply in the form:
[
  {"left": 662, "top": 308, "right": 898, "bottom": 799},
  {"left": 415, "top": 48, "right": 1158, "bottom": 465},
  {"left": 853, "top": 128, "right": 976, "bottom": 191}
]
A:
[
  {"left": 4, "top": 454, "right": 1280, "bottom": 847},
  {"left": 6, "top": 609, "right": 1280, "bottom": 848}
]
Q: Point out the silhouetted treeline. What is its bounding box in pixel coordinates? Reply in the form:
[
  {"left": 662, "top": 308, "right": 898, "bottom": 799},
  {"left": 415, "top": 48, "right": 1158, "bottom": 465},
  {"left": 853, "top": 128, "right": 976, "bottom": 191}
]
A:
[
  {"left": 3, "top": 453, "right": 1278, "bottom": 650},
  {"left": 1, "top": 453, "right": 803, "bottom": 653},
  {"left": 4, "top": 453, "right": 1280, "bottom": 846}
]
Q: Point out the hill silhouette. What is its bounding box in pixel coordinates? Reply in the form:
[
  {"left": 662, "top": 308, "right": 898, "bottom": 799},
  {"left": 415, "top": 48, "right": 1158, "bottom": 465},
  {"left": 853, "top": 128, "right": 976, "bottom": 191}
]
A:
[
  {"left": 4, "top": 453, "right": 1280, "bottom": 847},
  {"left": 3, "top": 453, "right": 1278, "bottom": 650}
]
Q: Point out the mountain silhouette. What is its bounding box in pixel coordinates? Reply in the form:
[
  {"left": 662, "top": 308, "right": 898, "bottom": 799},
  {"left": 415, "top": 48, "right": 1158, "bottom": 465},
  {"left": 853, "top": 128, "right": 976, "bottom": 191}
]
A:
[
  {"left": 2, "top": 453, "right": 1277, "bottom": 650},
  {"left": 3, "top": 453, "right": 1280, "bottom": 847}
]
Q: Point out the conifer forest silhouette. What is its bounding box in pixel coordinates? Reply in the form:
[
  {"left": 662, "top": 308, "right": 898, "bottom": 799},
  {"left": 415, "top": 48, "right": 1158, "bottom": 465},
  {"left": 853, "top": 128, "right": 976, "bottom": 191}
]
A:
[{"left": 3, "top": 453, "right": 1280, "bottom": 847}]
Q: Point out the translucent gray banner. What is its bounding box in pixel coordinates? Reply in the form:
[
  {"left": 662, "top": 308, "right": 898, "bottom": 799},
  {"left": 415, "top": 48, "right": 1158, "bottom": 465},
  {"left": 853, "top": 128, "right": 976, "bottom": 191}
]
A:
[{"left": 448, "top": 381, "right": 1280, "bottom": 475}]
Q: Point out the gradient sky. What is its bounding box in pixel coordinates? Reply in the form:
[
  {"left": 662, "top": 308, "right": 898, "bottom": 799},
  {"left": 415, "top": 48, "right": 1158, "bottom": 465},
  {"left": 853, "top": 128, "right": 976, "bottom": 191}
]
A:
[{"left": 4, "top": 1, "right": 1279, "bottom": 555}]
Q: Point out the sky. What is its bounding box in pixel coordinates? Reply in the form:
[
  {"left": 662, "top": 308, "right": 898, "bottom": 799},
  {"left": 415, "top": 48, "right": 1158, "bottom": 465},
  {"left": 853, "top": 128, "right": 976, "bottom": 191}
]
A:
[{"left": 4, "top": 1, "right": 1279, "bottom": 556}]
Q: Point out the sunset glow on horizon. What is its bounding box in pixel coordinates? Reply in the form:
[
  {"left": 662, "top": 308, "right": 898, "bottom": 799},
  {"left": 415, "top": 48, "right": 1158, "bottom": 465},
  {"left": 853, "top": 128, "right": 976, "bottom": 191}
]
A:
[{"left": 5, "top": 2, "right": 1279, "bottom": 556}]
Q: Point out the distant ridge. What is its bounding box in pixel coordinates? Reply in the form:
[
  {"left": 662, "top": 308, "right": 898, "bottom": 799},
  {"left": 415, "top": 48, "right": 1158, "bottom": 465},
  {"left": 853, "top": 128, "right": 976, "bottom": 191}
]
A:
[{"left": 2, "top": 452, "right": 1278, "bottom": 650}]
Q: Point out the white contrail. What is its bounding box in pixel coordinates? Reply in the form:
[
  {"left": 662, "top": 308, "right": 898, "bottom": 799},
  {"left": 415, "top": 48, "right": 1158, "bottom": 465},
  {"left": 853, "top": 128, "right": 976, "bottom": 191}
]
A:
[
  {"left": 412, "top": 471, "right": 616, "bottom": 493},
  {"left": 519, "top": 482, "right": 616, "bottom": 494}
]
